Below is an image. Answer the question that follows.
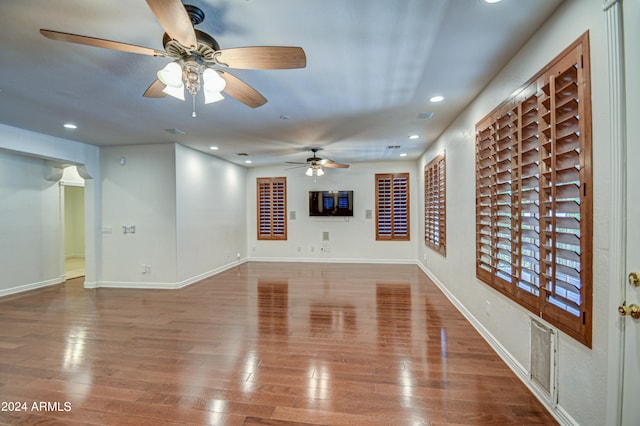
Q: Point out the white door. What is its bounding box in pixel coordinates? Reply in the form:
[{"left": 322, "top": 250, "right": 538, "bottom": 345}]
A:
[{"left": 621, "top": 0, "right": 640, "bottom": 424}]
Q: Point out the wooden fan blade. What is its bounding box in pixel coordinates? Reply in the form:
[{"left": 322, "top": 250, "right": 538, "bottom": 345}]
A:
[
  {"left": 218, "top": 71, "right": 267, "bottom": 108},
  {"left": 213, "top": 47, "right": 306, "bottom": 70},
  {"left": 143, "top": 79, "right": 167, "bottom": 98},
  {"left": 146, "top": 0, "right": 197, "bottom": 48},
  {"left": 323, "top": 163, "right": 350, "bottom": 169},
  {"left": 40, "top": 29, "right": 166, "bottom": 56}
]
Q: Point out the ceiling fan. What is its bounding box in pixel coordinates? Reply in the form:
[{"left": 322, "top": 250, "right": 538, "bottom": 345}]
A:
[
  {"left": 287, "top": 148, "right": 350, "bottom": 176},
  {"left": 39, "top": 0, "right": 306, "bottom": 116}
]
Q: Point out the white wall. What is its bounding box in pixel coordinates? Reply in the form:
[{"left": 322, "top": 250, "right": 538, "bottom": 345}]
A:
[
  {"left": 175, "top": 144, "right": 247, "bottom": 284},
  {"left": 417, "top": 1, "right": 610, "bottom": 424},
  {"left": 0, "top": 125, "right": 100, "bottom": 292},
  {"left": 247, "top": 161, "right": 418, "bottom": 262},
  {"left": 99, "top": 143, "right": 248, "bottom": 288},
  {"left": 0, "top": 151, "right": 61, "bottom": 295},
  {"left": 64, "top": 185, "right": 85, "bottom": 258},
  {"left": 100, "top": 144, "right": 178, "bottom": 287}
]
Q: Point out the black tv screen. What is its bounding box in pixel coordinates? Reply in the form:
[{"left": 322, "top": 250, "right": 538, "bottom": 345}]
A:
[{"left": 309, "top": 191, "right": 354, "bottom": 216}]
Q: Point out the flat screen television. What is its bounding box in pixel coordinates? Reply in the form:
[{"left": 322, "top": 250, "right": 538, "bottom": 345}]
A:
[{"left": 309, "top": 190, "right": 354, "bottom": 217}]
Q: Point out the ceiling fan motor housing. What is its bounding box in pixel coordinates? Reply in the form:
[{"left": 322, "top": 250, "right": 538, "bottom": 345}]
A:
[
  {"left": 162, "top": 29, "right": 220, "bottom": 58},
  {"left": 184, "top": 5, "right": 205, "bottom": 26}
]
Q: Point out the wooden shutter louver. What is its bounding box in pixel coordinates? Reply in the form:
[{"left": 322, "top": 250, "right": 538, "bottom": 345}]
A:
[
  {"left": 376, "top": 173, "right": 410, "bottom": 241},
  {"left": 425, "top": 154, "right": 446, "bottom": 255},
  {"left": 257, "top": 177, "right": 287, "bottom": 240},
  {"left": 474, "top": 33, "right": 592, "bottom": 346},
  {"left": 537, "top": 44, "right": 591, "bottom": 341}
]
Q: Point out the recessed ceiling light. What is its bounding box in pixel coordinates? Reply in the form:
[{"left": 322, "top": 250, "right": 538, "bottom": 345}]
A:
[
  {"left": 209, "top": 146, "right": 219, "bottom": 150},
  {"left": 409, "top": 134, "right": 419, "bottom": 140},
  {"left": 245, "top": 160, "right": 252, "bottom": 164},
  {"left": 63, "top": 123, "right": 77, "bottom": 129},
  {"left": 400, "top": 153, "right": 408, "bottom": 157},
  {"left": 430, "top": 95, "right": 444, "bottom": 103},
  {"left": 484, "top": 0, "right": 502, "bottom": 3}
]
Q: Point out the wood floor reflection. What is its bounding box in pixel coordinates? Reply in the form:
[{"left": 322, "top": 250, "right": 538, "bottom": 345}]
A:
[{"left": 0, "top": 263, "right": 557, "bottom": 425}]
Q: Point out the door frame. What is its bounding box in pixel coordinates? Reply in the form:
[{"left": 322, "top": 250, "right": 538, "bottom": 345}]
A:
[
  {"left": 59, "top": 166, "right": 86, "bottom": 282},
  {"left": 603, "top": 0, "right": 629, "bottom": 424}
]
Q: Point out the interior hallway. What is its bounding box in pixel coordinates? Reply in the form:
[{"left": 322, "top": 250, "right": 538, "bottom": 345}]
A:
[
  {"left": 0, "top": 262, "right": 555, "bottom": 425},
  {"left": 65, "top": 256, "right": 85, "bottom": 280}
]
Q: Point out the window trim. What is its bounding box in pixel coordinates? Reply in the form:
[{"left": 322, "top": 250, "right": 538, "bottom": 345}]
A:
[
  {"left": 257, "top": 177, "right": 287, "bottom": 241},
  {"left": 375, "top": 173, "right": 410, "bottom": 241}
]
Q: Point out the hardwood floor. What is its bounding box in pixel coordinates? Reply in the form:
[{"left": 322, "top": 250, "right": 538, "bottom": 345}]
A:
[{"left": 0, "top": 262, "right": 557, "bottom": 425}]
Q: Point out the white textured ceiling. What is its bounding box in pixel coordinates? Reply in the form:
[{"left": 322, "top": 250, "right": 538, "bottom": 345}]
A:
[{"left": 0, "top": 0, "right": 563, "bottom": 167}]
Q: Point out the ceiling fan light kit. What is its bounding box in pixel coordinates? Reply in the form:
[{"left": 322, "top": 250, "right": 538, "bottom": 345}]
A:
[
  {"left": 288, "top": 148, "right": 349, "bottom": 177},
  {"left": 306, "top": 166, "right": 324, "bottom": 177},
  {"left": 157, "top": 62, "right": 182, "bottom": 87},
  {"left": 39, "top": 0, "right": 306, "bottom": 116}
]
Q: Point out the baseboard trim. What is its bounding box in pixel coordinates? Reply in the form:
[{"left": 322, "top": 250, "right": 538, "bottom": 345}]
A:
[
  {"left": 0, "top": 276, "right": 64, "bottom": 298},
  {"left": 247, "top": 256, "right": 415, "bottom": 265},
  {"left": 176, "top": 259, "right": 247, "bottom": 288},
  {"left": 415, "top": 262, "right": 578, "bottom": 426},
  {"left": 91, "top": 259, "right": 247, "bottom": 290}
]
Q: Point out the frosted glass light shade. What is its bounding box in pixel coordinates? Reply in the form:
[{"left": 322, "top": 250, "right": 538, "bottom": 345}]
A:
[
  {"left": 203, "top": 68, "right": 226, "bottom": 104},
  {"left": 157, "top": 62, "right": 183, "bottom": 87},
  {"left": 203, "top": 68, "right": 226, "bottom": 92},
  {"left": 204, "top": 90, "right": 224, "bottom": 104},
  {"left": 162, "top": 83, "right": 185, "bottom": 101}
]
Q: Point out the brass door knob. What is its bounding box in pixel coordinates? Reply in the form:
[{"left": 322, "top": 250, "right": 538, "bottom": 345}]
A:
[
  {"left": 630, "top": 272, "right": 640, "bottom": 287},
  {"left": 618, "top": 301, "right": 640, "bottom": 319}
]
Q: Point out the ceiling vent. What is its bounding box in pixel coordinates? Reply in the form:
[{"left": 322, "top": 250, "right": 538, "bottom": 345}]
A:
[
  {"left": 165, "top": 128, "right": 185, "bottom": 135},
  {"left": 416, "top": 112, "right": 434, "bottom": 119}
]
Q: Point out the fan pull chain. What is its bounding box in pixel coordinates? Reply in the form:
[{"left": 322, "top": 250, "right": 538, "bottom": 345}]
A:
[{"left": 192, "top": 95, "right": 197, "bottom": 118}]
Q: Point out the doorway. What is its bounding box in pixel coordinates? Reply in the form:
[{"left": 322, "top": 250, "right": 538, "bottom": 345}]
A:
[{"left": 61, "top": 166, "right": 85, "bottom": 280}]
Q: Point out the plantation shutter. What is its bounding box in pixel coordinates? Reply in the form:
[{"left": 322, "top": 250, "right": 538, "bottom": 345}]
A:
[
  {"left": 474, "top": 33, "right": 592, "bottom": 346},
  {"left": 257, "top": 177, "right": 287, "bottom": 240},
  {"left": 376, "top": 173, "right": 410, "bottom": 241},
  {"left": 424, "top": 154, "right": 446, "bottom": 255},
  {"left": 537, "top": 44, "right": 591, "bottom": 340}
]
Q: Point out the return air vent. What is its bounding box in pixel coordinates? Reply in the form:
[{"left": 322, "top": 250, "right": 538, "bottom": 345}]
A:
[{"left": 529, "top": 317, "right": 558, "bottom": 405}]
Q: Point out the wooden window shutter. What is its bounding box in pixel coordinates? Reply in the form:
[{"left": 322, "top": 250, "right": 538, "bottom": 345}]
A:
[
  {"left": 537, "top": 38, "right": 592, "bottom": 344},
  {"left": 424, "top": 154, "right": 446, "bottom": 255},
  {"left": 474, "top": 33, "right": 592, "bottom": 346},
  {"left": 376, "top": 173, "right": 410, "bottom": 241},
  {"left": 257, "top": 177, "right": 287, "bottom": 240}
]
